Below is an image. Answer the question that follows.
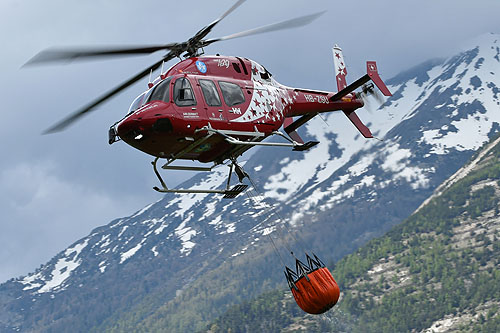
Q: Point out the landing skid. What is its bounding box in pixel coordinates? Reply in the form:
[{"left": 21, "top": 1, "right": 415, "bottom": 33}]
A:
[
  {"left": 150, "top": 123, "right": 318, "bottom": 198},
  {"left": 293, "top": 140, "right": 319, "bottom": 151},
  {"left": 152, "top": 157, "right": 248, "bottom": 199}
]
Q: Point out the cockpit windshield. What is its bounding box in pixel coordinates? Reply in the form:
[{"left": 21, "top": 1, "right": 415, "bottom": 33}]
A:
[
  {"left": 128, "top": 91, "right": 146, "bottom": 114},
  {"left": 147, "top": 77, "right": 172, "bottom": 104},
  {"left": 127, "top": 76, "right": 172, "bottom": 114}
]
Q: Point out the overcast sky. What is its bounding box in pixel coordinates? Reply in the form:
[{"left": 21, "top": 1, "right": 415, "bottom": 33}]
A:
[{"left": 1, "top": 0, "right": 500, "bottom": 282}]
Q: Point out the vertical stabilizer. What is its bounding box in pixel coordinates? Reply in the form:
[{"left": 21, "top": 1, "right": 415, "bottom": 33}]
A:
[{"left": 333, "top": 45, "right": 347, "bottom": 91}]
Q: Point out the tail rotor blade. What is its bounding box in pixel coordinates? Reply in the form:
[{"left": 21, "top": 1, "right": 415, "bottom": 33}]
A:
[
  {"left": 373, "top": 89, "right": 385, "bottom": 105},
  {"left": 359, "top": 84, "right": 386, "bottom": 113}
]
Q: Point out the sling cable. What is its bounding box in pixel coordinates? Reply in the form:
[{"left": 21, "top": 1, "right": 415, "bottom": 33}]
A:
[{"left": 243, "top": 170, "right": 340, "bottom": 315}]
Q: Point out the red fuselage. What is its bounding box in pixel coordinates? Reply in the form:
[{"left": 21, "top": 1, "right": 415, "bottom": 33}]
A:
[{"left": 115, "top": 55, "right": 363, "bottom": 164}]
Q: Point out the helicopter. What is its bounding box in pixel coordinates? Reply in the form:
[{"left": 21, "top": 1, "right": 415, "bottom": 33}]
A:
[{"left": 26, "top": 0, "right": 391, "bottom": 198}]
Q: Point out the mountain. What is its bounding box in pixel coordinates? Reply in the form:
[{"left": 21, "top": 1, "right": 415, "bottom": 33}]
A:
[
  {"left": 1, "top": 33, "right": 500, "bottom": 332},
  {"left": 205, "top": 132, "right": 500, "bottom": 333}
]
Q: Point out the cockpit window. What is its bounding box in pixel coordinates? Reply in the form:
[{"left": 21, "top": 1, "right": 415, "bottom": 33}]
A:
[
  {"left": 128, "top": 92, "right": 146, "bottom": 114},
  {"left": 141, "top": 88, "right": 154, "bottom": 105},
  {"left": 218, "top": 81, "right": 245, "bottom": 106},
  {"left": 148, "top": 77, "right": 172, "bottom": 103},
  {"left": 199, "top": 79, "right": 221, "bottom": 107},
  {"left": 174, "top": 78, "right": 196, "bottom": 107}
]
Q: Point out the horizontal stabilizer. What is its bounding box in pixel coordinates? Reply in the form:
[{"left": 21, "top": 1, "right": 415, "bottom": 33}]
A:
[
  {"left": 284, "top": 116, "right": 312, "bottom": 144},
  {"left": 283, "top": 117, "right": 319, "bottom": 151},
  {"left": 343, "top": 110, "right": 372, "bottom": 138},
  {"left": 293, "top": 141, "right": 319, "bottom": 151}
]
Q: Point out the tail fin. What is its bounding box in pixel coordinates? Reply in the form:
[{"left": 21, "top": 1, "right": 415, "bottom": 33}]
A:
[
  {"left": 366, "top": 61, "right": 391, "bottom": 96},
  {"left": 333, "top": 44, "right": 347, "bottom": 91}
]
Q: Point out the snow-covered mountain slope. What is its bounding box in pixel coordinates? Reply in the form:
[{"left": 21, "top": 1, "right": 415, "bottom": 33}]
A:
[
  {"left": 269, "top": 33, "right": 500, "bottom": 221},
  {"left": 1, "top": 33, "right": 500, "bottom": 332}
]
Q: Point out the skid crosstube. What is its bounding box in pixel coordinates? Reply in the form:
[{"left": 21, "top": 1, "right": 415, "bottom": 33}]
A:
[{"left": 151, "top": 124, "right": 318, "bottom": 198}]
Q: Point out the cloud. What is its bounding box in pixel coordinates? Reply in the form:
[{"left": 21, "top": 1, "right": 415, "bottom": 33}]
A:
[{"left": 0, "top": 161, "right": 145, "bottom": 282}]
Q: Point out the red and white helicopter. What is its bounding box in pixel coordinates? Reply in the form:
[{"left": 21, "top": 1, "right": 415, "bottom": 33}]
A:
[{"left": 26, "top": 0, "right": 391, "bottom": 198}]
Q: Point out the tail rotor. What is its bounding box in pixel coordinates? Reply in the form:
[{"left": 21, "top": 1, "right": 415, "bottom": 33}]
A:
[{"left": 358, "top": 82, "right": 386, "bottom": 113}]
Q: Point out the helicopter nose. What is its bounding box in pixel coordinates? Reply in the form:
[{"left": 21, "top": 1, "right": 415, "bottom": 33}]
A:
[
  {"left": 117, "top": 112, "right": 174, "bottom": 142},
  {"left": 117, "top": 117, "right": 145, "bottom": 141}
]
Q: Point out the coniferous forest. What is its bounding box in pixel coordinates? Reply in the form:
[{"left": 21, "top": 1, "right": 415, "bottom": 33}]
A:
[{"left": 202, "top": 136, "right": 500, "bottom": 332}]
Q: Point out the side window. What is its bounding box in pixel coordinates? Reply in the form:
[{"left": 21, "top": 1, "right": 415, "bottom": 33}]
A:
[
  {"left": 148, "top": 77, "right": 172, "bottom": 103},
  {"left": 218, "top": 81, "right": 245, "bottom": 106},
  {"left": 174, "top": 78, "right": 196, "bottom": 107},
  {"left": 199, "top": 79, "right": 221, "bottom": 107},
  {"left": 232, "top": 63, "right": 241, "bottom": 73},
  {"left": 260, "top": 67, "right": 272, "bottom": 81}
]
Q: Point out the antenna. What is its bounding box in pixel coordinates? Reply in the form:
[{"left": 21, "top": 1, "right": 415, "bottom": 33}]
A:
[
  {"left": 160, "top": 61, "right": 166, "bottom": 79},
  {"left": 148, "top": 69, "right": 153, "bottom": 88}
]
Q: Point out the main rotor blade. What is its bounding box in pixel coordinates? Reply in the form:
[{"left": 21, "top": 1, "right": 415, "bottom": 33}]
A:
[
  {"left": 43, "top": 55, "right": 171, "bottom": 134},
  {"left": 188, "top": 0, "right": 246, "bottom": 48},
  {"left": 26, "top": 0, "right": 247, "bottom": 66},
  {"left": 210, "top": 0, "right": 246, "bottom": 28},
  {"left": 203, "top": 10, "right": 325, "bottom": 46},
  {"left": 24, "top": 44, "right": 178, "bottom": 66}
]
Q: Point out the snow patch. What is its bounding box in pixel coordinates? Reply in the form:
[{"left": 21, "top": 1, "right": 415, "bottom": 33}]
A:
[
  {"left": 166, "top": 166, "right": 228, "bottom": 220},
  {"left": 220, "top": 222, "right": 236, "bottom": 234},
  {"left": 120, "top": 242, "right": 143, "bottom": 264},
  {"left": 260, "top": 226, "right": 275, "bottom": 236},
  {"left": 175, "top": 220, "right": 197, "bottom": 256},
  {"left": 117, "top": 226, "right": 128, "bottom": 238},
  {"left": 154, "top": 220, "right": 169, "bottom": 235},
  {"left": 231, "top": 246, "right": 248, "bottom": 257},
  {"left": 37, "top": 239, "right": 89, "bottom": 293},
  {"left": 99, "top": 234, "right": 111, "bottom": 249},
  {"left": 420, "top": 113, "right": 496, "bottom": 154},
  {"left": 98, "top": 261, "right": 107, "bottom": 273},
  {"left": 19, "top": 272, "right": 43, "bottom": 291}
]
